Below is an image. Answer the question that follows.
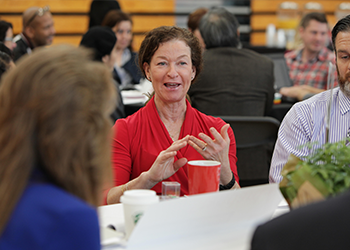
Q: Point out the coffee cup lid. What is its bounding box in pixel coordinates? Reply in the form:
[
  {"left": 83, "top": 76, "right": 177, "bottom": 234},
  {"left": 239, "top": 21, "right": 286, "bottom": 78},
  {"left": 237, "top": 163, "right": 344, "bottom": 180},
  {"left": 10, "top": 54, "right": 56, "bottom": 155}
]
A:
[{"left": 120, "top": 189, "right": 159, "bottom": 205}]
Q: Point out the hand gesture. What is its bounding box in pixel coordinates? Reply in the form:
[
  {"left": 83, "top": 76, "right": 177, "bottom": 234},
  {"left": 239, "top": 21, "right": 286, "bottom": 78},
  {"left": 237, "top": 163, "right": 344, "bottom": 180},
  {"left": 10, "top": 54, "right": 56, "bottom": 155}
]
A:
[
  {"left": 188, "top": 124, "right": 232, "bottom": 184},
  {"left": 146, "top": 135, "right": 189, "bottom": 185}
]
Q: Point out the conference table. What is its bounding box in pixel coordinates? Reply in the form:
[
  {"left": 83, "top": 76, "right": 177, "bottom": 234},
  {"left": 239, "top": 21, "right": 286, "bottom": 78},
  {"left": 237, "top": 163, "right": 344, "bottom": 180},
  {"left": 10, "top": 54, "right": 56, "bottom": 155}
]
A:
[
  {"left": 121, "top": 79, "right": 152, "bottom": 117},
  {"left": 98, "top": 184, "right": 290, "bottom": 250}
]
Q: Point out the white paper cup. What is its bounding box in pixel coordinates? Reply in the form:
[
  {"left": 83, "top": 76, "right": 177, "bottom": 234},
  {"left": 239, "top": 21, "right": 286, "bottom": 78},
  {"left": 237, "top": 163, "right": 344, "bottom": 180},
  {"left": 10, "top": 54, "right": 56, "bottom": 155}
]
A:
[{"left": 120, "top": 189, "right": 159, "bottom": 239}]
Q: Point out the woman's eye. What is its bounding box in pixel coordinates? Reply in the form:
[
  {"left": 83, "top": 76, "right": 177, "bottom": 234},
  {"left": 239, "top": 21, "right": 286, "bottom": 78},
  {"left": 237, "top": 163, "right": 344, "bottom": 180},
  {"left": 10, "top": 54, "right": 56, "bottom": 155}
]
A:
[
  {"left": 157, "top": 62, "right": 166, "bottom": 66},
  {"left": 179, "top": 61, "right": 187, "bottom": 65}
]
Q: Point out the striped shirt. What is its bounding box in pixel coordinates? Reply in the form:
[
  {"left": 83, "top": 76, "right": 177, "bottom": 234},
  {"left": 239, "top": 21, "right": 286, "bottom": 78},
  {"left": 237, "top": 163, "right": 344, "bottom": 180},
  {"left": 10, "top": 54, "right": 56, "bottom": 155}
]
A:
[
  {"left": 269, "top": 87, "right": 350, "bottom": 183},
  {"left": 285, "top": 47, "right": 338, "bottom": 89}
]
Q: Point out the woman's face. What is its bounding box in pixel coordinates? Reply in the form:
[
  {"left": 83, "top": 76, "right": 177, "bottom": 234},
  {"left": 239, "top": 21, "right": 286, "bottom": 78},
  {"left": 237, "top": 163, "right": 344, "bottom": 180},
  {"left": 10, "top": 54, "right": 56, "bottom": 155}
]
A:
[
  {"left": 143, "top": 39, "right": 196, "bottom": 104},
  {"left": 112, "top": 20, "right": 132, "bottom": 51}
]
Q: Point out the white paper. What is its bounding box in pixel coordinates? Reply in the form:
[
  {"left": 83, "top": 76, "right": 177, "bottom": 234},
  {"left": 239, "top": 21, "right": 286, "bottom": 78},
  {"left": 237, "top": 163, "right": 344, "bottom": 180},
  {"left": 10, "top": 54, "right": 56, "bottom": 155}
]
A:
[
  {"left": 127, "top": 183, "right": 283, "bottom": 250},
  {"left": 98, "top": 203, "right": 125, "bottom": 233}
]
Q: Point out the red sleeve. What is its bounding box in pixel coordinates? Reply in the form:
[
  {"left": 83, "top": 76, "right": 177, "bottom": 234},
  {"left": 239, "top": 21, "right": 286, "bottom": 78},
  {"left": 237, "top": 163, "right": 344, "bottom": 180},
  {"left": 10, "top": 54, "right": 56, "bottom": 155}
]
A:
[{"left": 112, "top": 119, "right": 132, "bottom": 186}]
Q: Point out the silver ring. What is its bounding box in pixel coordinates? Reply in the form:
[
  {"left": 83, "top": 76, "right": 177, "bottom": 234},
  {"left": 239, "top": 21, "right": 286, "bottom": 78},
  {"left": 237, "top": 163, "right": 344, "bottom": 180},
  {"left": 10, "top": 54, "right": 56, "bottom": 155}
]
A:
[{"left": 202, "top": 146, "right": 207, "bottom": 151}]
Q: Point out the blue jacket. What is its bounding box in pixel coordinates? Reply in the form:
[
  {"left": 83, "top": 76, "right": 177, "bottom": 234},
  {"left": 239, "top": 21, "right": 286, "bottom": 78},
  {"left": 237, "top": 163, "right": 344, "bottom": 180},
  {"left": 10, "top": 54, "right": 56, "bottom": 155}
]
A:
[{"left": 0, "top": 182, "right": 100, "bottom": 250}]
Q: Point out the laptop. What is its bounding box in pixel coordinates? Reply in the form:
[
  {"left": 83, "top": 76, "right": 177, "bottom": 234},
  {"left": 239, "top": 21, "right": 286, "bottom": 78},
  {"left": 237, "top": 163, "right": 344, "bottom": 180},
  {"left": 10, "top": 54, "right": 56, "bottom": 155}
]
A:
[{"left": 265, "top": 53, "right": 297, "bottom": 103}]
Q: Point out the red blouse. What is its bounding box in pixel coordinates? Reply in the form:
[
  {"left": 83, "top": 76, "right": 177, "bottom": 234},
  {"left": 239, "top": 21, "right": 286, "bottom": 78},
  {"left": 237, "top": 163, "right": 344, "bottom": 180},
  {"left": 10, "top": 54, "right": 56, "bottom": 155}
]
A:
[{"left": 112, "top": 97, "right": 238, "bottom": 195}]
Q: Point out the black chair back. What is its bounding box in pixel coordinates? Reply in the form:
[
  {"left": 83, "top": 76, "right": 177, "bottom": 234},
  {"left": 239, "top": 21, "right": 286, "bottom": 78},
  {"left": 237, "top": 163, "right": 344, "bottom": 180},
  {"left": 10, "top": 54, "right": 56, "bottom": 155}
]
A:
[{"left": 220, "top": 116, "right": 280, "bottom": 187}]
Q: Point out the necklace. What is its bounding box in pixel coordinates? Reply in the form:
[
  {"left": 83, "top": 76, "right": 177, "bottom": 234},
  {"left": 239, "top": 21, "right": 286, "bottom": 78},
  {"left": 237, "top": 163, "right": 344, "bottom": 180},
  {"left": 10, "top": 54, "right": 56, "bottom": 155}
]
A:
[{"left": 168, "top": 128, "right": 181, "bottom": 141}]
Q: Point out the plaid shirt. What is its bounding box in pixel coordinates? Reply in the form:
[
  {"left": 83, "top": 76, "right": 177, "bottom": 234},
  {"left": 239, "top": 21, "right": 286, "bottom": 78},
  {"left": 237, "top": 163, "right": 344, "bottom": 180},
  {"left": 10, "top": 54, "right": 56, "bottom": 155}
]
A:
[{"left": 285, "top": 47, "right": 338, "bottom": 89}]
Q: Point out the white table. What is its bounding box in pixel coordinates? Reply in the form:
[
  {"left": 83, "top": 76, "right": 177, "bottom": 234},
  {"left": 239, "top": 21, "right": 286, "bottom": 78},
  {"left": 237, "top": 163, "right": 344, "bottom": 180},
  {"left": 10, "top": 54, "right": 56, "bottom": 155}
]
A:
[{"left": 98, "top": 185, "right": 290, "bottom": 250}]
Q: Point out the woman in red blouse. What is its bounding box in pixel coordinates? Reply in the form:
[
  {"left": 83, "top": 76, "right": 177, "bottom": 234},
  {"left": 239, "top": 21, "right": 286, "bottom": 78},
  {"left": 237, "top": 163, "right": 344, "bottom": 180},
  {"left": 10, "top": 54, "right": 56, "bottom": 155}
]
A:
[{"left": 107, "top": 26, "right": 239, "bottom": 204}]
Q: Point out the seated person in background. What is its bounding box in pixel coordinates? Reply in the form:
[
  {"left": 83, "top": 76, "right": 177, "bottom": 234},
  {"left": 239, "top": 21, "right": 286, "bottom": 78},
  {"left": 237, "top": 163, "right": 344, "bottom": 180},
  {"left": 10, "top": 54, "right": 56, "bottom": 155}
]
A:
[
  {"left": 187, "top": 7, "right": 208, "bottom": 51},
  {"left": 251, "top": 189, "right": 350, "bottom": 250},
  {"left": 88, "top": 0, "right": 121, "bottom": 28},
  {"left": 0, "top": 20, "right": 17, "bottom": 51},
  {"left": 0, "top": 51, "right": 15, "bottom": 81},
  {"left": 0, "top": 42, "right": 15, "bottom": 61},
  {"left": 13, "top": 6, "right": 55, "bottom": 62},
  {"left": 269, "top": 15, "right": 350, "bottom": 183},
  {"left": 281, "top": 12, "right": 338, "bottom": 101},
  {"left": 0, "top": 45, "right": 116, "bottom": 249},
  {"left": 188, "top": 7, "right": 274, "bottom": 117},
  {"left": 102, "top": 10, "right": 143, "bottom": 89},
  {"left": 107, "top": 26, "right": 239, "bottom": 204},
  {"left": 80, "top": 26, "right": 125, "bottom": 121}
]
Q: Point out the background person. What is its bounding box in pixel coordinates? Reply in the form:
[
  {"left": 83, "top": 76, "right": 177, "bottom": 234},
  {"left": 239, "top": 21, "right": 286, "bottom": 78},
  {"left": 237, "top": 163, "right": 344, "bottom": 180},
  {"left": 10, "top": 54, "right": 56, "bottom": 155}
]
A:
[
  {"left": 188, "top": 7, "right": 274, "bottom": 117},
  {"left": 0, "top": 20, "right": 16, "bottom": 51},
  {"left": 107, "top": 26, "right": 239, "bottom": 204},
  {"left": 270, "top": 14, "right": 350, "bottom": 183},
  {"left": 280, "top": 12, "right": 338, "bottom": 101},
  {"left": 80, "top": 26, "right": 125, "bottom": 121},
  {"left": 0, "top": 42, "right": 15, "bottom": 69},
  {"left": 0, "top": 45, "right": 116, "bottom": 249},
  {"left": 88, "top": 0, "right": 121, "bottom": 28},
  {"left": 12, "top": 6, "right": 55, "bottom": 62},
  {"left": 187, "top": 7, "right": 208, "bottom": 51},
  {"left": 102, "top": 10, "right": 143, "bottom": 89},
  {"left": 0, "top": 51, "right": 13, "bottom": 81}
]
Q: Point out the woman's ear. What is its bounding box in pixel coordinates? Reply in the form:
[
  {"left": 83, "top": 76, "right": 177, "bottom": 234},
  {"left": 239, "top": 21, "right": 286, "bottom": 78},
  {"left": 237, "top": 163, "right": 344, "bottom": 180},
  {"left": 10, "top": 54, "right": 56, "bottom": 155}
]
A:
[
  {"left": 191, "top": 66, "right": 196, "bottom": 80},
  {"left": 102, "top": 54, "right": 109, "bottom": 64},
  {"left": 24, "top": 26, "right": 34, "bottom": 39},
  {"left": 143, "top": 62, "right": 151, "bottom": 80}
]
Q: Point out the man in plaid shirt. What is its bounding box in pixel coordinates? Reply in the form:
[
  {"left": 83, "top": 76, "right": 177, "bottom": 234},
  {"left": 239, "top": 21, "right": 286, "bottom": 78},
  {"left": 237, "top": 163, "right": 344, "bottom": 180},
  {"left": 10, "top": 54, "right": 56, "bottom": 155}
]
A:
[{"left": 280, "top": 12, "right": 338, "bottom": 101}]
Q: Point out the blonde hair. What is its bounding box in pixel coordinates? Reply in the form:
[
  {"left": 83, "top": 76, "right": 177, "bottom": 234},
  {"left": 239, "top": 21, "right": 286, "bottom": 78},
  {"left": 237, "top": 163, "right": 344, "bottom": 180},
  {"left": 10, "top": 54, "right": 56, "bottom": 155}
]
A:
[{"left": 0, "top": 45, "right": 116, "bottom": 234}]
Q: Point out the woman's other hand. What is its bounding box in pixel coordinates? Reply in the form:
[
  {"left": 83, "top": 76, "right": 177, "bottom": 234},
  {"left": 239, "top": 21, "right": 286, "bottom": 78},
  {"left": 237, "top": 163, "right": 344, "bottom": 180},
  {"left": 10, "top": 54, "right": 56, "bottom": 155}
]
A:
[{"left": 188, "top": 124, "right": 232, "bottom": 185}]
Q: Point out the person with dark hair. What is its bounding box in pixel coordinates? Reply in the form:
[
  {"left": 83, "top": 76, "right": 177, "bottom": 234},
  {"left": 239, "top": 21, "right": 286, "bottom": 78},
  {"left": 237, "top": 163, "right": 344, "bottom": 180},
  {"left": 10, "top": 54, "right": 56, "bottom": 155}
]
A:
[
  {"left": 88, "top": 0, "right": 121, "bottom": 28},
  {"left": 187, "top": 8, "right": 208, "bottom": 50},
  {"left": 0, "top": 45, "right": 116, "bottom": 249},
  {"left": 12, "top": 6, "right": 55, "bottom": 62},
  {"left": 107, "top": 26, "right": 240, "bottom": 204},
  {"left": 0, "top": 20, "right": 16, "bottom": 51},
  {"left": 0, "top": 42, "right": 14, "bottom": 59},
  {"left": 0, "top": 42, "right": 15, "bottom": 79},
  {"left": 188, "top": 7, "right": 274, "bottom": 117},
  {"left": 0, "top": 51, "right": 13, "bottom": 81},
  {"left": 80, "top": 26, "right": 125, "bottom": 121},
  {"left": 270, "top": 15, "right": 350, "bottom": 183},
  {"left": 281, "top": 12, "right": 338, "bottom": 101},
  {"left": 102, "top": 10, "right": 143, "bottom": 88}
]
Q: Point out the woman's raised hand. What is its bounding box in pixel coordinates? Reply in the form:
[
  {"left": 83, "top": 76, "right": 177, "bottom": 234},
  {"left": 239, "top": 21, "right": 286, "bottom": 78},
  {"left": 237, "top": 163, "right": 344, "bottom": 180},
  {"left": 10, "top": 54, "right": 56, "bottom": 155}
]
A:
[
  {"left": 188, "top": 124, "right": 230, "bottom": 162},
  {"left": 188, "top": 124, "right": 232, "bottom": 185},
  {"left": 145, "top": 135, "right": 189, "bottom": 186}
]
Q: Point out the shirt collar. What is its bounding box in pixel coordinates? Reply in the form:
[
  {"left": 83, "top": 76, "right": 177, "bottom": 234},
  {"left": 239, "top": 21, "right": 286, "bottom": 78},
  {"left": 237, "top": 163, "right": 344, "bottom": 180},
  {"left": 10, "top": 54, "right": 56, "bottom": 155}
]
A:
[
  {"left": 293, "top": 47, "right": 329, "bottom": 63},
  {"left": 21, "top": 32, "right": 34, "bottom": 50},
  {"left": 338, "top": 88, "right": 350, "bottom": 115}
]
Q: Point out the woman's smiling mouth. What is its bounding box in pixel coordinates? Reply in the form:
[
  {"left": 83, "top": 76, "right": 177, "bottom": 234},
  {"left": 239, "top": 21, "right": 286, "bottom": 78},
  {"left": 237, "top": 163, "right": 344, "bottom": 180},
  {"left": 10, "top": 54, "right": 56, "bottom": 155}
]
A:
[{"left": 164, "top": 83, "right": 181, "bottom": 89}]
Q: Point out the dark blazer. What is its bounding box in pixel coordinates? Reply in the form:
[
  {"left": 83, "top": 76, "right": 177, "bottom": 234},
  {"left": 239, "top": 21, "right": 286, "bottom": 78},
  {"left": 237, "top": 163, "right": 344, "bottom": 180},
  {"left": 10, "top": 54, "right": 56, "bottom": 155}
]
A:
[
  {"left": 113, "top": 49, "right": 143, "bottom": 85},
  {"left": 13, "top": 34, "right": 31, "bottom": 62},
  {"left": 251, "top": 191, "right": 350, "bottom": 250},
  {"left": 189, "top": 47, "right": 274, "bottom": 116}
]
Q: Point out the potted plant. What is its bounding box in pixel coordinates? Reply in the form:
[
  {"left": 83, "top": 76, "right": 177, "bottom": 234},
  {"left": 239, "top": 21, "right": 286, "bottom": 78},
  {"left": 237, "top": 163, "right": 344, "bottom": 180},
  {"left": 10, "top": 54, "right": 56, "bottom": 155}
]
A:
[{"left": 279, "top": 140, "right": 350, "bottom": 208}]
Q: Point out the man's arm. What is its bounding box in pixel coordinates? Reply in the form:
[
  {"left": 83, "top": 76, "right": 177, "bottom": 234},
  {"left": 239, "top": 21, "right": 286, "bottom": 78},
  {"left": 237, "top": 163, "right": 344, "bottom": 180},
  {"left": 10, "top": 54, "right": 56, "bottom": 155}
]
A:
[{"left": 269, "top": 104, "right": 312, "bottom": 183}]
